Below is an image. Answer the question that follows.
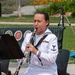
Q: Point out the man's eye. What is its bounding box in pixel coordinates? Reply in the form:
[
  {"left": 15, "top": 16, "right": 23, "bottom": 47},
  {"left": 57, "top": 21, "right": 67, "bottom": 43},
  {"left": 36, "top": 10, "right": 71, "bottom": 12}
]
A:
[
  {"left": 34, "top": 20, "right": 41, "bottom": 22},
  {"left": 34, "top": 20, "right": 36, "bottom": 22},
  {"left": 38, "top": 20, "right": 41, "bottom": 22}
]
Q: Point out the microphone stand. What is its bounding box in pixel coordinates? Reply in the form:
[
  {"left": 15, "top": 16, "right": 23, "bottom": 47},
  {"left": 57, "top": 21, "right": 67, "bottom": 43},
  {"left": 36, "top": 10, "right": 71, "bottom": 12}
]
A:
[
  {"left": 58, "top": 5, "right": 65, "bottom": 28},
  {"left": 58, "top": 5, "right": 75, "bottom": 35}
]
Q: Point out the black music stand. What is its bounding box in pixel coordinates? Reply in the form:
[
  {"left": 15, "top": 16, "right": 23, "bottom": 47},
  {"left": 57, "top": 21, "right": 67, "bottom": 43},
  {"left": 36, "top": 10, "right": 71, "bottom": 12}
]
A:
[{"left": 0, "top": 34, "right": 24, "bottom": 75}]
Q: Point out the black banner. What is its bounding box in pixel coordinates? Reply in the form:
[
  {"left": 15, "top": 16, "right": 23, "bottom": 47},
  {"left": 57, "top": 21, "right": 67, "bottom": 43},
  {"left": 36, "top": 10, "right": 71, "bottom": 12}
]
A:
[{"left": 0, "top": 26, "right": 64, "bottom": 49}]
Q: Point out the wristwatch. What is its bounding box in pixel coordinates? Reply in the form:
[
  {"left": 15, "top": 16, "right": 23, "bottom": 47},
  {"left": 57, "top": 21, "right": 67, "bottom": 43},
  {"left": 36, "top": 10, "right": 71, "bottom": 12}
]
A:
[{"left": 36, "top": 51, "right": 41, "bottom": 58}]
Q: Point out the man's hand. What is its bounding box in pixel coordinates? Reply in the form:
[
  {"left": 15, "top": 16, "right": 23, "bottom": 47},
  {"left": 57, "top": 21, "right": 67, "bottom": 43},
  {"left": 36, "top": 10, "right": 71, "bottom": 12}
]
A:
[{"left": 26, "top": 43, "right": 38, "bottom": 55}]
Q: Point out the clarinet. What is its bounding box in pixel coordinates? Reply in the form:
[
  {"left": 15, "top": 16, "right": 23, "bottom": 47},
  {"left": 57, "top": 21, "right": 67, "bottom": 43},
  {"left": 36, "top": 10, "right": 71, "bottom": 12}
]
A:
[{"left": 14, "top": 29, "right": 36, "bottom": 75}]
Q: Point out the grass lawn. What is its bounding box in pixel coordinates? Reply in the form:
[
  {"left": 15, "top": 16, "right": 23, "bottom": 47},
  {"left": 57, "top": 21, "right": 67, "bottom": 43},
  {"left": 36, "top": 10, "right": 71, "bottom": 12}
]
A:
[
  {"left": 0, "top": 15, "right": 75, "bottom": 23},
  {"left": 0, "top": 15, "right": 34, "bottom": 22},
  {"left": 63, "top": 26, "right": 75, "bottom": 52},
  {"left": 63, "top": 26, "right": 75, "bottom": 63}
]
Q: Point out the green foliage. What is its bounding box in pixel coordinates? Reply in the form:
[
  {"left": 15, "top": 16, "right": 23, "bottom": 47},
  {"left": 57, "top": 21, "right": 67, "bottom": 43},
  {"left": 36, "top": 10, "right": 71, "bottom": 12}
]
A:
[
  {"left": 63, "top": 0, "right": 75, "bottom": 12},
  {"left": 1, "top": 0, "right": 16, "bottom": 14},
  {"left": 71, "top": 10, "right": 75, "bottom": 17},
  {"left": 49, "top": 2, "right": 61, "bottom": 15},
  {"left": 1, "top": 0, "right": 30, "bottom": 14},
  {"left": 34, "top": 6, "right": 51, "bottom": 15},
  {"left": 2, "top": 6, "right": 16, "bottom": 14},
  {"left": 34, "top": 2, "right": 62, "bottom": 15},
  {"left": 1, "top": 0, "right": 75, "bottom": 17},
  {"left": 35, "top": 1, "right": 75, "bottom": 17},
  {"left": 69, "top": 57, "right": 75, "bottom": 64}
]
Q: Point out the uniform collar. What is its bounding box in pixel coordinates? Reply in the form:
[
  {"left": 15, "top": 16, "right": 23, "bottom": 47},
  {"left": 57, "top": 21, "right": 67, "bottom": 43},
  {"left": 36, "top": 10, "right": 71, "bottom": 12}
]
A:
[{"left": 44, "top": 28, "right": 52, "bottom": 34}]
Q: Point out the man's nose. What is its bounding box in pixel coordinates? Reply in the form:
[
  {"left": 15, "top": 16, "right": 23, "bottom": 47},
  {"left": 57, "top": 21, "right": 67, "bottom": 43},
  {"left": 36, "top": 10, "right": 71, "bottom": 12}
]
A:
[{"left": 35, "top": 21, "right": 38, "bottom": 26}]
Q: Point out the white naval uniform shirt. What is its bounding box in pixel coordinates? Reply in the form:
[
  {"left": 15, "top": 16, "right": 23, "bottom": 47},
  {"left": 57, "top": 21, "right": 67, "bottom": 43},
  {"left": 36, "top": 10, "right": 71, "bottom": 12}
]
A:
[{"left": 21, "top": 28, "right": 58, "bottom": 75}]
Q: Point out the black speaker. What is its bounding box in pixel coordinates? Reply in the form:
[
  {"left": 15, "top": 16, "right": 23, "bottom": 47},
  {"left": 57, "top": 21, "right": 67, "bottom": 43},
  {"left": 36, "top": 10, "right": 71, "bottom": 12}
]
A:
[{"left": 56, "top": 49, "right": 70, "bottom": 75}]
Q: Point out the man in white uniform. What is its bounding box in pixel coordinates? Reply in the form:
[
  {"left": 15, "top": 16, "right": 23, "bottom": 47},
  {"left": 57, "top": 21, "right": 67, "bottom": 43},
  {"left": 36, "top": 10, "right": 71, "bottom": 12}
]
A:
[{"left": 20, "top": 12, "right": 58, "bottom": 75}]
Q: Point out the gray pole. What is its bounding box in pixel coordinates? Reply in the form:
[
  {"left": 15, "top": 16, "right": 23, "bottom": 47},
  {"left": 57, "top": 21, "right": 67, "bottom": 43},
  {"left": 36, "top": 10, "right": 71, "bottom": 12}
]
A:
[
  {"left": 18, "top": 0, "right": 21, "bottom": 18},
  {"left": 16, "top": 0, "right": 18, "bottom": 10},
  {"left": 0, "top": 3, "right": 1, "bottom": 17}
]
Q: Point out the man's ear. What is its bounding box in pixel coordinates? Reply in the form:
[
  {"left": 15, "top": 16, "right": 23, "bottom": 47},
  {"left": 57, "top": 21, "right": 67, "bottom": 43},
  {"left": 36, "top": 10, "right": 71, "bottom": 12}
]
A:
[{"left": 46, "top": 20, "right": 49, "bottom": 26}]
